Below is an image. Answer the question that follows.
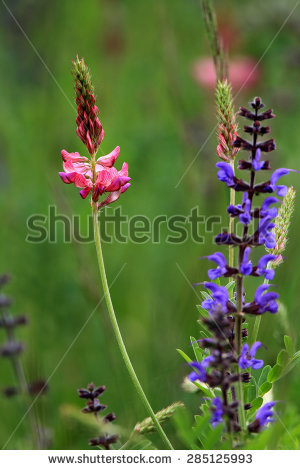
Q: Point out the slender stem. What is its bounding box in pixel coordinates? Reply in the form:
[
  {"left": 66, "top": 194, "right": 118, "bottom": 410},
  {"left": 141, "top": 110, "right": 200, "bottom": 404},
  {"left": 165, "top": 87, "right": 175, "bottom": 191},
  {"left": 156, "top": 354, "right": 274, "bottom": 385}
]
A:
[
  {"left": 91, "top": 203, "right": 173, "bottom": 450},
  {"left": 252, "top": 264, "right": 271, "bottom": 343},
  {"left": 228, "top": 162, "right": 235, "bottom": 276},
  {"left": 235, "top": 276, "right": 246, "bottom": 431}
]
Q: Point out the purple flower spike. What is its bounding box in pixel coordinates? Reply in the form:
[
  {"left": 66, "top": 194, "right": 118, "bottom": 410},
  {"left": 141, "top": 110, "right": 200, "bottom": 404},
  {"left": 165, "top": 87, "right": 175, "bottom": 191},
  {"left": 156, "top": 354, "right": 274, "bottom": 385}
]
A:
[
  {"left": 216, "top": 162, "right": 235, "bottom": 187},
  {"left": 238, "top": 342, "right": 264, "bottom": 370},
  {"left": 240, "top": 247, "right": 252, "bottom": 275},
  {"left": 255, "top": 401, "right": 277, "bottom": 427},
  {"left": 210, "top": 397, "right": 224, "bottom": 427},
  {"left": 256, "top": 254, "right": 277, "bottom": 280}
]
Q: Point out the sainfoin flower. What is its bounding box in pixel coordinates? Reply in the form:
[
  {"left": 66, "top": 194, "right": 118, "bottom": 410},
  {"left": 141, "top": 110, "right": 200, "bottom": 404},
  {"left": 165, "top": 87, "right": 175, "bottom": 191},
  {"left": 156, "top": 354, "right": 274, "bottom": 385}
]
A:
[
  {"left": 59, "top": 148, "right": 131, "bottom": 207},
  {"left": 238, "top": 342, "right": 264, "bottom": 370},
  {"left": 59, "top": 57, "right": 131, "bottom": 208}
]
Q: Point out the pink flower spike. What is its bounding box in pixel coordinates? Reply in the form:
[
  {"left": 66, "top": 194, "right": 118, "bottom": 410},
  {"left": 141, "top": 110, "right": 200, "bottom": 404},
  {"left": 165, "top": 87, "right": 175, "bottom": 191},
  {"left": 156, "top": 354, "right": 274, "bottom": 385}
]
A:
[{"left": 96, "top": 146, "right": 120, "bottom": 168}]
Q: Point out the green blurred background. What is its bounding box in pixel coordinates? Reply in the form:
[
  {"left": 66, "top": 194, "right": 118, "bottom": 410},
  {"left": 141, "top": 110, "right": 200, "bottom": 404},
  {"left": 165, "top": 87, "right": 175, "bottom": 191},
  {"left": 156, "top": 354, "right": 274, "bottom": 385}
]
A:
[{"left": 1, "top": 0, "right": 300, "bottom": 449}]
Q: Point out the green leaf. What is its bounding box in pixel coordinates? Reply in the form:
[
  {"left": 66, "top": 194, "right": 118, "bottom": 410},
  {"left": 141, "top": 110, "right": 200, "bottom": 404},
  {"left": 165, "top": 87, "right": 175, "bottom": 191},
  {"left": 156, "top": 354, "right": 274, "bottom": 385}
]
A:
[
  {"left": 281, "top": 351, "right": 300, "bottom": 377},
  {"left": 225, "top": 280, "right": 235, "bottom": 290},
  {"left": 277, "top": 349, "right": 289, "bottom": 367},
  {"left": 258, "top": 365, "right": 272, "bottom": 389},
  {"left": 190, "top": 336, "right": 203, "bottom": 363},
  {"left": 267, "top": 364, "right": 283, "bottom": 383},
  {"left": 284, "top": 335, "right": 294, "bottom": 357},
  {"left": 200, "top": 291, "right": 211, "bottom": 301},
  {"left": 247, "top": 397, "right": 263, "bottom": 421},
  {"left": 177, "top": 349, "right": 193, "bottom": 364},
  {"left": 192, "top": 381, "right": 215, "bottom": 398},
  {"left": 258, "top": 381, "right": 272, "bottom": 397}
]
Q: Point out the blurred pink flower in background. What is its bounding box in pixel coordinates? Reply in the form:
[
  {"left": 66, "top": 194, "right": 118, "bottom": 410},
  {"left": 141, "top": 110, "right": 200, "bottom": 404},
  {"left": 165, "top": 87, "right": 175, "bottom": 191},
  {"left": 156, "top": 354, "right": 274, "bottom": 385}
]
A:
[{"left": 192, "top": 57, "right": 260, "bottom": 91}]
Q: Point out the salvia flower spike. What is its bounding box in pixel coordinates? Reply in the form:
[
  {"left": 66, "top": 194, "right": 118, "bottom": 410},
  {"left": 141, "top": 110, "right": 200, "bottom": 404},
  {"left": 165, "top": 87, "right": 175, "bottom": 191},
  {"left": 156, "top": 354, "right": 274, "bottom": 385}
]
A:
[
  {"left": 78, "top": 383, "right": 118, "bottom": 449},
  {"left": 191, "top": 96, "right": 298, "bottom": 434}
]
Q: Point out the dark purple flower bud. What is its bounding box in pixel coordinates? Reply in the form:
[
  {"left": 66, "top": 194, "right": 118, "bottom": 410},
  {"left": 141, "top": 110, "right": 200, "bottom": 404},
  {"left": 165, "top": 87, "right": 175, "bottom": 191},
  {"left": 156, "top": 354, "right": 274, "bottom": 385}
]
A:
[
  {"left": 257, "top": 139, "right": 275, "bottom": 153},
  {"left": 233, "top": 136, "right": 253, "bottom": 151},
  {"left": 0, "top": 315, "right": 28, "bottom": 329},
  {"left": 0, "top": 295, "right": 12, "bottom": 308},
  {"left": 82, "top": 399, "right": 107, "bottom": 414},
  {"left": 238, "top": 107, "right": 256, "bottom": 120},
  {"left": 238, "top": 342, "right": 264, "bottom": 370},
  {"left": 250, "top": 97, "right": 264, "bottom": 110},
  {"left": 103, "top": 413, "right": 116, "bottom": 423},
  {"left": 0, "top": 341, "right": 24, "bottom": 357},
  {"left": 0, "top": 274, "right": 11, "bottom": 288},
  {"left": 28, "top": 380, "right": 48, "bottom": 396},
  {"left": 89, "top": 434, "right": 119, "bottom": 449},
  {"left": 2, "top": 386, "right": 18, "bottom": 397}
]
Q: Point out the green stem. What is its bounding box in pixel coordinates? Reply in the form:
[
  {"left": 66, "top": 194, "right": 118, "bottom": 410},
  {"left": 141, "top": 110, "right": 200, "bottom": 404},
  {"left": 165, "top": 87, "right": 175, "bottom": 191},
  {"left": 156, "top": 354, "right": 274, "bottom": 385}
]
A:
[
  {"left": 92, "top": 203, "right": 173, "bottom": 450},
  {"left": 251, "top": 264, "right": 271, "bottom": 344},
  {"left": 235, "top": 276, "right": 246, "bottom": 432},
  {"left": 228, "top": 162, "right": 235, "bottom": 274}
]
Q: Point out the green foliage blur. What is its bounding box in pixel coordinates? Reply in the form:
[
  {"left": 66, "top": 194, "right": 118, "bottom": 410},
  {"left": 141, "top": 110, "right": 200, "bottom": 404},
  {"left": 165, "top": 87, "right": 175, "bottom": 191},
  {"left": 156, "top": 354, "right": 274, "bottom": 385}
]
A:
[{"left": 1, "top": 0, "right": 300, "bottom": 449}]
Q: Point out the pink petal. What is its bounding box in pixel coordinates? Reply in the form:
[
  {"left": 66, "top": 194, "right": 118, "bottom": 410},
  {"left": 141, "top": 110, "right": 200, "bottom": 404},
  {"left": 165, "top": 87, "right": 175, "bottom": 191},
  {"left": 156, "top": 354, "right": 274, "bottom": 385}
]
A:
[
  {"left": 121, "top": 183, "right": 131, "bottom": 194},
  {"left": 61, "top": 149, "right": 87, "bottom": 163},
  {"left": 119, "top": 162, "right": 129, "bottom": 177},
  {"left": 59, "top": 171, "right": 91, "bottom": 188},
  {"left": 79, "top": 187, "right": 92, "bottom": 199},
  {"left": 96, "top": 167, "right": 118, "bottom": 186},
  {"left": 99, "top": 190, "right": 121, "bottom": 208},
  {"left": 96, "top": 146, "right": 120, "bottom": 168}
]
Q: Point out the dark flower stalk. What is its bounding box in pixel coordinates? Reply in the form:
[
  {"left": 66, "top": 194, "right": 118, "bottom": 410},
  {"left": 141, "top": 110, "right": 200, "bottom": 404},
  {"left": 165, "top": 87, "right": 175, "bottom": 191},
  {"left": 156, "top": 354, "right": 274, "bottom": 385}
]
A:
[
  {"left": 77, "top": 383, "right": 118, "bottom": 449},
  {"left": 0, "top": 274, "right": 45, "bottom": 448},
  {"left": 190, "top": 97, "right": 298, "bottom": 435}
]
